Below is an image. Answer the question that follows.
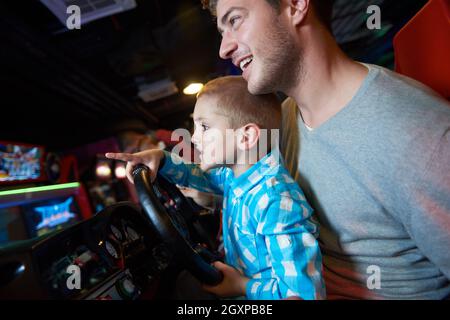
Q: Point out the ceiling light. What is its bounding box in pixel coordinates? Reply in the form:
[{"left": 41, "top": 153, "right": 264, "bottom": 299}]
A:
[
  {"left": 96, "top": 162, "right": 112, "bottom": 178},
  {"left": 115, "top": 163, "right": 127, "bottom": 179},
  {"left": 183, "top": 83, "right": 204, "bottom": 95}
]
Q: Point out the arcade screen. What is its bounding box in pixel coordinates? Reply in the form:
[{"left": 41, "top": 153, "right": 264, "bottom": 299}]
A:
[
  {"left": 23, "top": 196, "right": 81, "bottom": 238},
  {"left": 0, "top": 196, "right": 81, "bottom": 245},
  {"left": 0, "top": 142, "right": 45, "bottom": 183}
]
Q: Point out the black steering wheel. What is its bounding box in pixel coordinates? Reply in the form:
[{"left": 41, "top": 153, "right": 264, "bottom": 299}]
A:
[{"left": 132, "top": 165, "right": 223, "bottom": 286}]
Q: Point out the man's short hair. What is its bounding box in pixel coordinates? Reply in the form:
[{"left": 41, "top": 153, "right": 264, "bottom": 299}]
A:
[
  {"left": 197, "top": 76, "right": 281, "bottom": 130},
  {"left": 201, "top": 0, "right": 334, "bottom": 32}
]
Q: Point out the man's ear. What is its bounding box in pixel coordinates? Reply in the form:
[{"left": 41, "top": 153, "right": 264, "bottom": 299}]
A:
[
  {"left": 236, "top": 124, "right": 260, "bottom": 151},
  {"left": 286, "top": 0, "right": 310, "bottom": 27}
]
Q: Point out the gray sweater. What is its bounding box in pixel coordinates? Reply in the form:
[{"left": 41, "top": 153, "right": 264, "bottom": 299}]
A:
[{"left": 280, "top": 64, "right": 450, "bottom": 299}]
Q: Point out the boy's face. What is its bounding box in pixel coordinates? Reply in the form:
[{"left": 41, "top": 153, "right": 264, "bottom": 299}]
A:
[{"left": 192, "top": 96, "right": 237, "bottom": 171}]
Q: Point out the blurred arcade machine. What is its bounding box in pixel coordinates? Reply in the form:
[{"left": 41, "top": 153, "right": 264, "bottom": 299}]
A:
[
  {"left": 69, "top": 128, "right": 193, "bottom": 214},
  {"left": 0, "top": 140, "right": 93, "bottom": 247},
  {"left": 66, "top": 137, "right": 140, "bottom": 214}
]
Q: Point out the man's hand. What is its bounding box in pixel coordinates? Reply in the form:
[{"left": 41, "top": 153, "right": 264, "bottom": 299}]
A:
[
  {"left": 202, "top": 261, "right": 249, "bottom": 298},
  {"left": 105, "top": 149, "right": 164, "bottom": 183}
]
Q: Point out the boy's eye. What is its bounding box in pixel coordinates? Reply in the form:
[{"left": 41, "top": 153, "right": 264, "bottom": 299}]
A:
[
  {"left": 201, "top": 124, "right": 210, "bottom": 131},
  {"left": 229, "top": 16, "right": 241, "bottom": 27}
]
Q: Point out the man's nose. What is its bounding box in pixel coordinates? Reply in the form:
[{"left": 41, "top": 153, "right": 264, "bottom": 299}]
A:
[{"left": 219, "top": 32, "right": 238, "bottom": 60}]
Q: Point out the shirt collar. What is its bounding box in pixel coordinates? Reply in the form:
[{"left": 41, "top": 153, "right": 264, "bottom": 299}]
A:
[{"left": 229, "top": 150, "right": 283, "bottom": 198}]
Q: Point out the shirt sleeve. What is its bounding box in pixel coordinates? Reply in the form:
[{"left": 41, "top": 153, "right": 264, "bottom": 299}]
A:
[
  {"left": 401, "top": 130, "right": 450, "bottom": 279},
  {"left": 245, "top": 195, "right": 326, "bottom": 300},
  {"left": 158, "top": 151, "right": 227, "bottom": 195}
]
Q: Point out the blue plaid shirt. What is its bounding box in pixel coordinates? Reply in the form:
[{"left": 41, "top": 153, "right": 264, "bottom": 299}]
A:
[{"left": 160, "top": 150, "right": 326, "bottom": 300}]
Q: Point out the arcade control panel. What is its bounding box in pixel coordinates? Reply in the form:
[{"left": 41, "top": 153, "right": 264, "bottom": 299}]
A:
[{"left": 0, "top": 202, "right": 174, "bottom": 300}]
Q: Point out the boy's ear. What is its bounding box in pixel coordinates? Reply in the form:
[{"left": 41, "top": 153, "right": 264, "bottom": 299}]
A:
[
  {"left": 284, "top": 0, "right": 310, "bottom": 27},
  {"left": 236, "top": 124, "right": 260, "bottom": 151}
]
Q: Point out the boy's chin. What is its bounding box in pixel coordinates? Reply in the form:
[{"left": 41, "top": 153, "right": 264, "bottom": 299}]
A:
[
  {"left": 199, "top": 162, "right": 214, "bottom": 171},
  {"left": 199, "top": 160, "right": 224, "bottom": 172}
]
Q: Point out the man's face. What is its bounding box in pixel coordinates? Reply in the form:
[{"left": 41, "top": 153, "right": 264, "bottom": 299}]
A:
[
  {"left": 191, "top": 96, "right": 237, "bottom": 171},
  {"left": 217, "top": 0, "right": 300, "bottom": 94}
]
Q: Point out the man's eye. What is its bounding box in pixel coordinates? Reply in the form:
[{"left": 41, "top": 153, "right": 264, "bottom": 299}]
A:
[{"left": 202, "top": 124, "right": 209, "bottom": 131}]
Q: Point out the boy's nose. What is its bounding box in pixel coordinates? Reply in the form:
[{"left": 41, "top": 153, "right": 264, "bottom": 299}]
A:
[{"left": 191, "top": 130, "right": 200, "bottom": 146}]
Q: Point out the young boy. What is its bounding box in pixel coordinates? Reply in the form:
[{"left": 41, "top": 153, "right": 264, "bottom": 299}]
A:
[{"left": 106, "top": 76, "right": 326, "bottom": 300}]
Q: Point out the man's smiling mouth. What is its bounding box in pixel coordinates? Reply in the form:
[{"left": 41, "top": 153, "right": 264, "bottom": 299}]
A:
[{"left": 240, "top": 56, "right": 253, "bottom": 71}]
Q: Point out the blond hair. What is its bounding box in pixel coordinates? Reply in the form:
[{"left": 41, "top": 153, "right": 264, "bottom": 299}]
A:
[{"left": 197, "top": 76, "right": 281, "bottom": 130}]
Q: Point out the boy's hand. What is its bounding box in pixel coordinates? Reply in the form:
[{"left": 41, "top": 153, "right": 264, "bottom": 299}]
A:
[
  {"left": 178, "top": 187, "right": 220, "bottom": 210},
  {"left": 202, "top": 261, "right": 249, "bottom": 298},
  {"left": 105, "top": 149, "right": 164, "bottom": 183}
]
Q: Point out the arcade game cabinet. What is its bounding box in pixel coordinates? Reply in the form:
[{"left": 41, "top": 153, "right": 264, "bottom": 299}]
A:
[
  {"left": 0, "top": 140, "right": 222, "bottom": 300},
  {"left": 0, "top": 140, "right": 92, "bottom": 246}
]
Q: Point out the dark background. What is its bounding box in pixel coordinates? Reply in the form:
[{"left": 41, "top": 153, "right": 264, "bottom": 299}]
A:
[{"left": 0, "top": 0, "right": 427, "bottom": 149}]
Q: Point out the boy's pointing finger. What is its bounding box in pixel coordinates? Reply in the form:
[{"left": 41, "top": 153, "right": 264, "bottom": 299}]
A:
[{"left": 105, "top": 152, "right": 135, "bottom": 162}]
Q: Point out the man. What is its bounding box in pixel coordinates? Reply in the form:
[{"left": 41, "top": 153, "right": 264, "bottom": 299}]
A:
[{"left": 200, "top": 0, "right": 450, "bottom": 299}]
